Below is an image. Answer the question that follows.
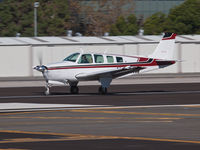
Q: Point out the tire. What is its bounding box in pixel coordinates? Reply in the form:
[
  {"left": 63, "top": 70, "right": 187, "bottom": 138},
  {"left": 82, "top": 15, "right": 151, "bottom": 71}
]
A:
[
  {"left": 70, "top": 86, "right": 79, "bottom": 94},
  {"left": 98, "top": 86, "right": 107, "bottom": 94}
]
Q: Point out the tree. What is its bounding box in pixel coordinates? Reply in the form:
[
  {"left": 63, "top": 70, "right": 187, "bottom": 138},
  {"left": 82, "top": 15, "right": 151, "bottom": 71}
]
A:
[
  {"left": 77, "top": 0, "right": 135, "bottom": 36},
  {"left": 143, "top": 12, "right": 166, "bottom": 35},
  {"left": 109, "top": 14, "right": 139, "bottom": 36},
  {"left": 143, "top": 0, "right": 200, "bottom": 35},
  {"left": 0, "top": 0, "right": 70, "bottom": 36},
  {"left": 164, "top": 0, "right": 200, "bottom": 34}
]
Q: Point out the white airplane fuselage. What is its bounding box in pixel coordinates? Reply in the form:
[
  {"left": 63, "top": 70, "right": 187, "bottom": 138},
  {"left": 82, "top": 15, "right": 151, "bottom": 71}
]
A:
[
  {"left": 34, "top": 33, "right": 177, "bottom": 94},
  {"left": 45, "top": 54, "right": 159, "bottom": 83}
]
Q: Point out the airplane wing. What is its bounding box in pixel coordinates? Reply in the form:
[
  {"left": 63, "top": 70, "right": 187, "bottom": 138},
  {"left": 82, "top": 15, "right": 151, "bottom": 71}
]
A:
[{"left": 75, "top": 66, "right": 144, "bottom": 81}]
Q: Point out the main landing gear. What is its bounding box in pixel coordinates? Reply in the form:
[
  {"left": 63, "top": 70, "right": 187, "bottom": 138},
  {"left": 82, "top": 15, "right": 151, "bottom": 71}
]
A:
[
  {"left": 98, "top": 86, "right": 107, "bottom": 94},
  {"left": 43, "top": 78, "right": 112, "bottom": 95},
  {"left": 69, "top": 81, "right": 79, "bottom": 94},
  {"left": 70, "top": 86, "right": 79, "bottom": 94},
  {"left": 98, "top": 77, "right": 112, "bottom": 95}
]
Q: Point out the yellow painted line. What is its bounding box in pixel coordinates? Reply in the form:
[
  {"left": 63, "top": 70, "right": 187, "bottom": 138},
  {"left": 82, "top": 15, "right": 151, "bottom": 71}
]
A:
[
  {"left": 134, "top": 121, "right": 173, "bottom": 123},
  {"left": 1, "top": 116, "right": 181, "bottom": 120},
  {"left": 0, "top": 130, "right": 200, "bottom": 144},
  {"left": 0, "top": 120, "right": 176, "bottom": 126},
  {"left": 185, "top": 106, "right": 200, "bottom": 108},
  {"left": 117, "top": 136, "right": 200, "bottom": 144},
  {"left": 0, "top": 149, "right": 28, "bottom": 150},
  {"left": 69, "top": 109, "right": 200, "bottom": 117},
  {"left": 0, "top": 148, "right": 29, "bottom": 150},
  {"left": 0, "top": 104, "right": 200, "bottom": 117},
  {"left": 1, "top": 108, "right": 198, "bottom": 117}
]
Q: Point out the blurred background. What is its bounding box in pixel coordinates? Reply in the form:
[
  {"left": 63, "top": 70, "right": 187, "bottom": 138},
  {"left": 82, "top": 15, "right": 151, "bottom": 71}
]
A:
[{"left": 0, "top": 0, "right": 199, "bottom": 77}]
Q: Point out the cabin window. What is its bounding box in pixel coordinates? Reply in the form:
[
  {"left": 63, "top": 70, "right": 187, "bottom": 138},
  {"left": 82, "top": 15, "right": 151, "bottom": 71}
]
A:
[
  {"left": 116, "top": 57, "right": 123, "bottom": 62},
  {"left": 63, "top": 53, "right": 80, "bottom": 62},
  {"left": 107, "top": 56, "right": 114, "bottom": 63},
  {"left": 78, "top": 54, "right": 93, "bottom": 63},
  {"left": 94, "top": 54, "right": 104, "bottom": 63}
]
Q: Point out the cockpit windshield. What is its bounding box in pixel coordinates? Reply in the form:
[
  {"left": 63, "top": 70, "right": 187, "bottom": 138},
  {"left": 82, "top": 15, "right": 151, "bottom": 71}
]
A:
[{"left": 63, "top": 53, "right": 80, "bottom": 62}]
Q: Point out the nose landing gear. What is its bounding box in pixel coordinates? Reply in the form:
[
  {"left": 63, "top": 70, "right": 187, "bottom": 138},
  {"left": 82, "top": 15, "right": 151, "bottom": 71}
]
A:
[{"left": 45, "top": 83, "right": 51, "bottom": 95}]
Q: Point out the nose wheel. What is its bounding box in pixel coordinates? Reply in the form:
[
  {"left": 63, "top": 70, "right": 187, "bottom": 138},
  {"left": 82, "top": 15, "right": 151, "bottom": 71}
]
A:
[
  {"left": 45, "top": 83, "right": 51, "bottom": 95},
  {"left": 70, "top": 86, "right": 79, "bottom": 94}
]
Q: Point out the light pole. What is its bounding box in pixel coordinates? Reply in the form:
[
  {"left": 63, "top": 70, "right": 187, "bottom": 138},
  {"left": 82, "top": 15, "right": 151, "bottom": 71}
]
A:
[{"left": 34, "top": 2, "right": 39, "bottom": 37}]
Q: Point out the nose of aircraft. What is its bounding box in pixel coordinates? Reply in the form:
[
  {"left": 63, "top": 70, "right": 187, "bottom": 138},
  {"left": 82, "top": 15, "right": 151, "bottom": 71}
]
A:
[{"left": 33, "top": 65, "right": 48, "bottom": 72}]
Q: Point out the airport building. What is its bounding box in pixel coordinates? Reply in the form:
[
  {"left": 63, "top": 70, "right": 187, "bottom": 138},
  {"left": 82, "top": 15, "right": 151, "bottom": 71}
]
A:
[{"left": 0, "top": 34, "right": 199, "bottom": 77}]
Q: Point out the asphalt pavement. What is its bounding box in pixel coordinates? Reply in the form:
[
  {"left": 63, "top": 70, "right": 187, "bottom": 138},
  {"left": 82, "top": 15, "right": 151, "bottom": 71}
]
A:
[{"left": 0, "top": 82, "right": 200, "bottom": 150}]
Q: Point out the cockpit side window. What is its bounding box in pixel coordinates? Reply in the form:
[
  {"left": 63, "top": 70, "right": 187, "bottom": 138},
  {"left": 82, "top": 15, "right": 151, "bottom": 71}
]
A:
[
  {"left": 116, "top": 57, "right": 123, "bottom": 63},
  {"left": 78, "top": 54, "right": 93, "bottom": 64},
  {"left": 63, "top": 53, "right": 80, "bottom": 62},
  {"left": 106, "top": 56, "right": 114, "bottom": 63},
  {"left": 94, "top": 54, "right": 104, "bottom": 63}
]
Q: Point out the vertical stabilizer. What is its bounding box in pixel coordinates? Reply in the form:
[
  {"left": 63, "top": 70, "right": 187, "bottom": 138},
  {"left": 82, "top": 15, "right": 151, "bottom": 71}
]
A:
[{"left": 149, "top": 33, "right": 177, "bottom": 60}]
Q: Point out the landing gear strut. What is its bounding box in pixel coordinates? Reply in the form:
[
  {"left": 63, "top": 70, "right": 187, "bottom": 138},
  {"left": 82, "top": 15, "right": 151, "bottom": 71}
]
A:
[
  {"left": 98, "top": 77, "right": 112, "bottom": 95},
  {"left": 45, "top": 83, "right": 51, "bottom": 95},
  {"left": 70, "top": 86, "right": 79, "bottom": 94}
]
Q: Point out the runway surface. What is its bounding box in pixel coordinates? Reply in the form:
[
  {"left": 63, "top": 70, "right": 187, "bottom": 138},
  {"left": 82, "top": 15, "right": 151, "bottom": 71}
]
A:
[{"left": 0, "top": 83, "right": 200, "bottom": 149}]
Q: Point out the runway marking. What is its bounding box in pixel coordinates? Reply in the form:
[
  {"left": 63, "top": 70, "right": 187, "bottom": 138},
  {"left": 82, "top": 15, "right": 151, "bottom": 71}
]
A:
[
  {"left": 0, "top": 103, "right": 109, "bottom": 112},
  {"left": 1, "top": 130, "right": 200, "bottom": 144},
  {"left": 0, "top": 148, "right": 29, "bottom": 150},
  {"left": 70, "top": 109, "right": 200, "bottom": 117},
  {"left": 1, "top": 116, "right": 181, "bottom": 120},
  {"left": 0, "top": 116, "right": 181, "bottom": 123},
  {"left": 0, "top": 90, "right": 200, "bottom": 99},
  {"left": 0, "top": 120, "right": 176, "bottom": 126},
  {"left": 89, "top": 104, "right": 200, "bottom": 109},
  {"left": 0, "top": 103, "right": 200, "bottom": 114}
]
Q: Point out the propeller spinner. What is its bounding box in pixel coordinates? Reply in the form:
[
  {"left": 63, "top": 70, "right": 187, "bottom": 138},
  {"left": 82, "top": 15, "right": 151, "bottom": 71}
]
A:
[
  {"left": 33, "top": 52, "right": 48, "bottom": 72},
  {"left": 33, "top": 65, "right": 48, "bottom": 72}
]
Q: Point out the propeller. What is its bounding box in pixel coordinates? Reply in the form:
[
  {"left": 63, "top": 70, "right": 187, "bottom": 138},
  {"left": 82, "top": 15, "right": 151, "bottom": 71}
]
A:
[{"left": 33, "top": 52, "right": 48, "bottom": 73}]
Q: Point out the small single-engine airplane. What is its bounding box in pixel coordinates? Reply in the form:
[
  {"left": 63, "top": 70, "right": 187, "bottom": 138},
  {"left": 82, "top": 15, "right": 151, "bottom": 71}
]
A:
[{"left": 34, "top": 32, "right": 177, "bottom": 95}]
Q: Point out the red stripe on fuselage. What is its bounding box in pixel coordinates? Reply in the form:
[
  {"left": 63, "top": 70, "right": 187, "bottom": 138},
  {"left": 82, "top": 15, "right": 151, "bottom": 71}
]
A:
[{"left": 138, "top": 57, "right": 149, "bottom": 62}]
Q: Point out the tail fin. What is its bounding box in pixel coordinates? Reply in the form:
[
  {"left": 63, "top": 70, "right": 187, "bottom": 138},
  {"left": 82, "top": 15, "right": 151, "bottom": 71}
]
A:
[{"left": 149, "top": 33, "right": 177, "bottom": 60}]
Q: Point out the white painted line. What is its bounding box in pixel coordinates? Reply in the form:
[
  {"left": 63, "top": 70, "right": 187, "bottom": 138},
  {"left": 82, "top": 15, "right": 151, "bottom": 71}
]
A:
[
  {"left": 0, "top": 95, "right": 86, "bottom": 99},
  {"left": 0, "top": 103, "right": 200, "bottom": 113},
  {"left": 0, "top": 103, "right": 109, "bottom": 112}
]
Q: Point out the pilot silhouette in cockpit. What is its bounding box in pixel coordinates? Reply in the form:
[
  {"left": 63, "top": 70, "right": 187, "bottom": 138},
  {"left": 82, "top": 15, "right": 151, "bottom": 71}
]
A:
[{"left": 81, "top": 55, "right": 89, "bottom": 63}]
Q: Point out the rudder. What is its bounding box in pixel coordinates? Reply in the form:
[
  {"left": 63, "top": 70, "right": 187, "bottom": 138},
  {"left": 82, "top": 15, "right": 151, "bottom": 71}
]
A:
[{"left": 149, "top": 33, "right": 177, "bottom": 60}]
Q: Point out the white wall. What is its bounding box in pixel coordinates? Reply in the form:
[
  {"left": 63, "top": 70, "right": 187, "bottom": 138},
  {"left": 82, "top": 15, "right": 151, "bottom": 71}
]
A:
[
  {"left": 0, "top": 46, "right": 31, "bottom": 77},
  {"left": 181, "top": 44, "right": 200, "bottom": 72},
  {"left": 0, "top": 42, "right": 199, "bottom": 77}
]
